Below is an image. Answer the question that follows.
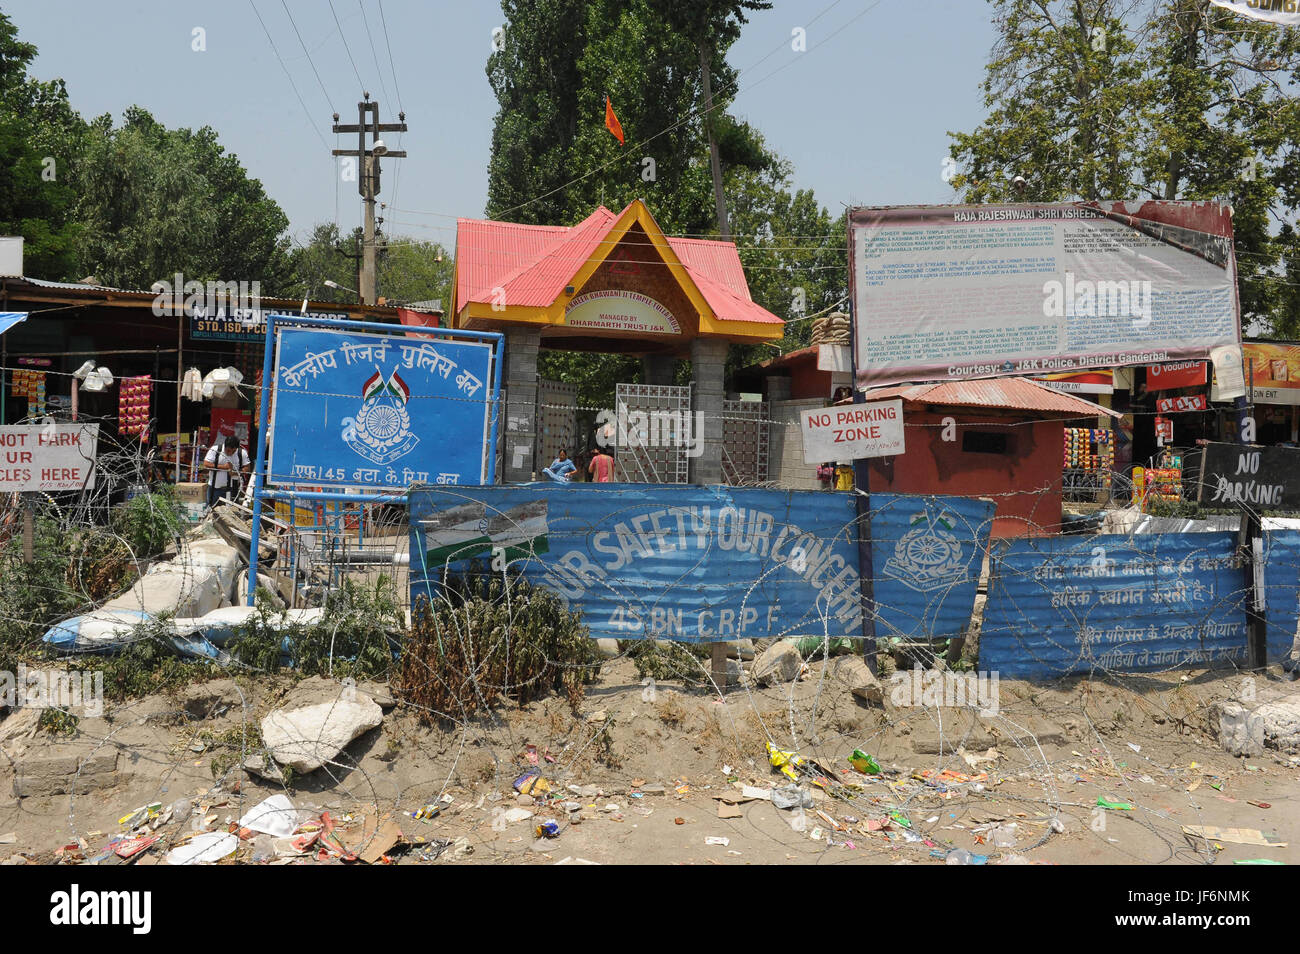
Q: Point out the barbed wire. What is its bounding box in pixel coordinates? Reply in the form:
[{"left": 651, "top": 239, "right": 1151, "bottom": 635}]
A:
[{"left": 0, "top": 418, "right": 1293, "bottom": 868}]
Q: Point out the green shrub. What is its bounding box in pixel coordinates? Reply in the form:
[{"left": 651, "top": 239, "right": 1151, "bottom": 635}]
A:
[
  {"left": 398, "top": 566, "right": 599, "bottom": 721},
  {"left": 622, "top": 638, "right": 710, "bottom": 688},
  {"left": 0, "top": 514, "right": 134, "bottom": 673},
  {"left": 225, "top": 577, "right": 402, "bottom": 680},
  {"left": 110, "top": 488, "right": 185, "bottom": 559}
]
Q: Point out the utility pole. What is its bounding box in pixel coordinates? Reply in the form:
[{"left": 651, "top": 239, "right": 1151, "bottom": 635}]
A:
[
  {"left": 697, "top": 42, "right": 729, "bottom": 242},
  {"left": 332, "top": 93, "right": 407, "bottom": 305}
]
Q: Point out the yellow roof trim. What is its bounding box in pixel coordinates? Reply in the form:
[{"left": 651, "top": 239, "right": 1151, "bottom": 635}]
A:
[{"left": 559, "top": 199, "right": 716, "bottom": 324}]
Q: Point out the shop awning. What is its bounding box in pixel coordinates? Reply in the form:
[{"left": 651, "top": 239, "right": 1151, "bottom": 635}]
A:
[{"left": 0, "top": 312, "right": 27, "bottom": 335}]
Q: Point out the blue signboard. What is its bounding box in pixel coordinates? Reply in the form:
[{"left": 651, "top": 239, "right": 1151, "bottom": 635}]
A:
[
  {"left": 408, "top": 485, "right": 993, "bottom": 644},
  {"left": 870, "top": 494, "right": 995, "bottom": 641},
  {"left": 410, "top": 484, "right": 864, "bottom": 643},
  {"left": 268, "top": 327, "right": 495, "bottom": 489},
  {"left": 979, "top": 532, "right": 1248, "bottom": 678},
  {"left": 1261, "top": 530, "right": 1300, "bottom": 661}
]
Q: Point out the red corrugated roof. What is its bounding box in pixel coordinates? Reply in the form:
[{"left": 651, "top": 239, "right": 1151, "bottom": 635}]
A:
[
  {"left": 862, "top": 377, "right": 1120, "bottom": 417},
  {"left": 665, "top": 236, "right": 752, "bottom": 300},
  {"left": 455, "top": 201, "right": 781, "bottom": 324}
]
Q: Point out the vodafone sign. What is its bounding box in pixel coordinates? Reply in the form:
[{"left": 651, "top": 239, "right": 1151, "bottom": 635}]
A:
[{"left": 1147, "top": 361, "right": 1206, "bottom": 391}]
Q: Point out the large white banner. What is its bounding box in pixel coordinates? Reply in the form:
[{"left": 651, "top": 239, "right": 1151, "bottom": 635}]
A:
[
  {"left": 0, "top": 423, "right": 98, "bottom": 492},
  {"left": 850, "top": 202, "right": 1240, "bottom": 388},
  {"left": 1209, "top": 1, "right": 1300, "bottom": 26}
]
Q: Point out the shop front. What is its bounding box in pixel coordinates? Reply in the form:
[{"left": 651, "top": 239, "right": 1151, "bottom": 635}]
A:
[{"left": 0, "top": 275, "right": 395, "bottom": 504}]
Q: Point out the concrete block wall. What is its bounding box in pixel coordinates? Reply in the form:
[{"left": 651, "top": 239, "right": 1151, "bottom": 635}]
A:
[{"left": 769, "top": 398, "right": 825, "bottom": 491}]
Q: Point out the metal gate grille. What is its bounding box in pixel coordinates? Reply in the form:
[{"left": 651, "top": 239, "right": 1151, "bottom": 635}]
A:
[
  {"left": 614, "top": 383, "right": 690, "bottom": 483},
  {"left": 722, "top": 399, "right": 769, "bottom": 486},
  {"left": 537, "top": 378, "right": 578, "bottom": 467}
]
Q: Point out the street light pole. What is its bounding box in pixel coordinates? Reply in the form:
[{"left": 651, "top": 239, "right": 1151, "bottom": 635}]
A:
[{"left": 332, "top": 94, "right": 406, "bottom": 306}]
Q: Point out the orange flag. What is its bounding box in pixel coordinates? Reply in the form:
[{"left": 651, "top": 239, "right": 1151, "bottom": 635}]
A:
[{"left": 605, "top": 96, "right": 625, "bottom": 145}]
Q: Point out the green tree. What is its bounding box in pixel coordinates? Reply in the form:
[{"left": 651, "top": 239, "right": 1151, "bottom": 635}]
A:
[
  {"left": 73, "top": 107, "right": 291, "bottom": 290},
  {"left": 378, "top": 236, "right": 454, "bottom": 308},
  {"left": 950, "top": 0, "right": 1300, "bottom": 334},
  {"left": 646, "top": 0, "right": 772, "bottom": 238},
  {"left": 486, "top": 0, "right": 778, "bottom": 235},
  {"left": 285, "top": 222, "right": 362, "bottom": 303},
  {"left": 0, "top": 12, "right": 86, "bottom": 279},
  {"left": 485, "top": 0, "right": 590, "bottom": 224}
]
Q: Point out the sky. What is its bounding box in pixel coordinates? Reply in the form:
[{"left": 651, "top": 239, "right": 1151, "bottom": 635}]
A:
[{"left": 5, "top": 0, "right": 998, "bottom": 251}]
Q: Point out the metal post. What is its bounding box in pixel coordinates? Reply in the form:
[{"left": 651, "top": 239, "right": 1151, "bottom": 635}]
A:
[
  {"left": 1234, "top": 356, "right": 1266, "bottom": 668},
  {"left": 362, "top": 154, "right": 377, "bottom": 305},
  {"left": 845, "top": 289, "right": 878, "bottom": 674},
  {"left": 245, "top": 314, "right": 277, "bottom": 606},
  {"left": 175, "top": 315, "right": 183, "bottom": 482},
  {"left": 1244, "top": 505, "right": 1267, "bottom": 670}
]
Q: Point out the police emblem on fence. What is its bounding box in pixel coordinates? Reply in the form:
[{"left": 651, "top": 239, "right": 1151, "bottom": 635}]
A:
[
  {"left": 342, "top": 368, "right": 420, "bottom": 465},
  {"left": 883, "top": 508, "right": 968, "bottom": 592}
]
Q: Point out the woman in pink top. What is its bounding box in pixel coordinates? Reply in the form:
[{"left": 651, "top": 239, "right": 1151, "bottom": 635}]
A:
[{"left": 588, "top": 448, "right": 615, "bottom": 482}]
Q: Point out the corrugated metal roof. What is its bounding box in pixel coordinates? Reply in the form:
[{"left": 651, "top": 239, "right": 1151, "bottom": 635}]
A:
[
  {"left": 862, "top": 376, "right": 1120, "bottom": 417},
  {"left": 665, "top": 236, "right": 752, "bottom": 300},
  {"left": 18, "top": 275, "right": 130, "bottom": 293},
  {"left": 454, "top": 201, "right": 781, "bottom": 324},
  {"left": 456, "top": 217, "right": 574, "bottom": 306}
]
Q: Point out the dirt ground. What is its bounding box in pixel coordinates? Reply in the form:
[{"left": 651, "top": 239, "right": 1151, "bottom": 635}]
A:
[{"left": 1, "top": 654, "right": 1297, "bottom": 866}]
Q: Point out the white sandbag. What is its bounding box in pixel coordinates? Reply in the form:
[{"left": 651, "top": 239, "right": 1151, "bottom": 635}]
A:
[
  {"left": 103, "top": 564, "right": 225, "bottom": 618},
  {"left": 173, "top": 605, "right": 261, "bottom": 646},
  {"left": 284, "top": 608, "right": 326, "bottom": 626},
  {"left": 42, "top": 609, "right": 152, "bottom": 652},
  {"left": 237, "top": 572, "right": 286, "bottom": 610},
  {"left": 175, "top": 538, "right": 242, "bottom": 598}
]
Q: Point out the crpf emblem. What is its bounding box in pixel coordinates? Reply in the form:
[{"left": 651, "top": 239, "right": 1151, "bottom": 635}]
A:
[
  {"left": 342, "top": 368, "right": 420, "bottom": 465},
  {"left": 883, "top": 508, "right": 967, "bottom": 592}
]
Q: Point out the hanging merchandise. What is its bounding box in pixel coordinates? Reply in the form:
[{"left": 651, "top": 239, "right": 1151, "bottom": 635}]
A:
[
  {"left": 201, "top": 366, "right": 244, "bottom": 400},
  {"left": 1062, "top": 427, "right": 1116, "bottom": 502},
  {"left": 81, "top": 367, "right": 114, "bottom": 392},
  {"left": 181, "top": 368, "right": 204, "bottom": 402},
  {"left": 118, "top": 375, "right": 151, "bottom": 437},
  {"left": 11, "top": 369, "right": 47, "bottom": 414}
]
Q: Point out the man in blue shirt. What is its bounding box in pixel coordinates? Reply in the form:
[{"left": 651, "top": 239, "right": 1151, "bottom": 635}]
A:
[{"left": 543, "top": 449, "right": 576, "bottom": 482}]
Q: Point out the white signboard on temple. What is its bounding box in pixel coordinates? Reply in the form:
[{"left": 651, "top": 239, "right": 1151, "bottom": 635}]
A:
[
  {"left": 564, "top": 291, "right": 681, "bottom": 335},
  {"left": 800, "top": 400, "right": 904, "bottom": 464},
  {"left": 0, "top": 423, "right": 98, "bottom": 492}
]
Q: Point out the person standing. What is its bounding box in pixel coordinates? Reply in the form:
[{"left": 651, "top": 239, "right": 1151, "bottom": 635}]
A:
[
  {"left": 204, "top": 434, "right": 250, "bottom": 508},
  {"left": 588, "top": 447, "right": 615, "bottom": 483}
]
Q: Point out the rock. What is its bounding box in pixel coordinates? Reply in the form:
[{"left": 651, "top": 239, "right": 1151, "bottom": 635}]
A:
[
  {"left": 356, "top": 681, "right": 396, "bottom": 709},
  {"left": 180, "top": 675, "right": 244, "bottom": 722},
  {"left": 752, "top": 642, "right": 803, "bottom": 687},
  {"left": 593, "top": 638, "right": 621, "bottom": 659},
  {"left": 260, "top": 697, "right": 383, "bottom": 773},
  {"left": 726, "top": 639, "right": 756, "bottom": 661},
  {"left": 12, "top": 749, "right": 120, "bottom": 798},
  {"left": 585, "top": 709, "right": 608, "bottom": 724},
  {"left": 1218, "top": 696, "right": 1300, "bottom": 757},
  {"left": 834, "top": 655, "right": 884, "bottom": 706},
  {"left": 241, "top": 754, "right": 285, "bottom": 783}
]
